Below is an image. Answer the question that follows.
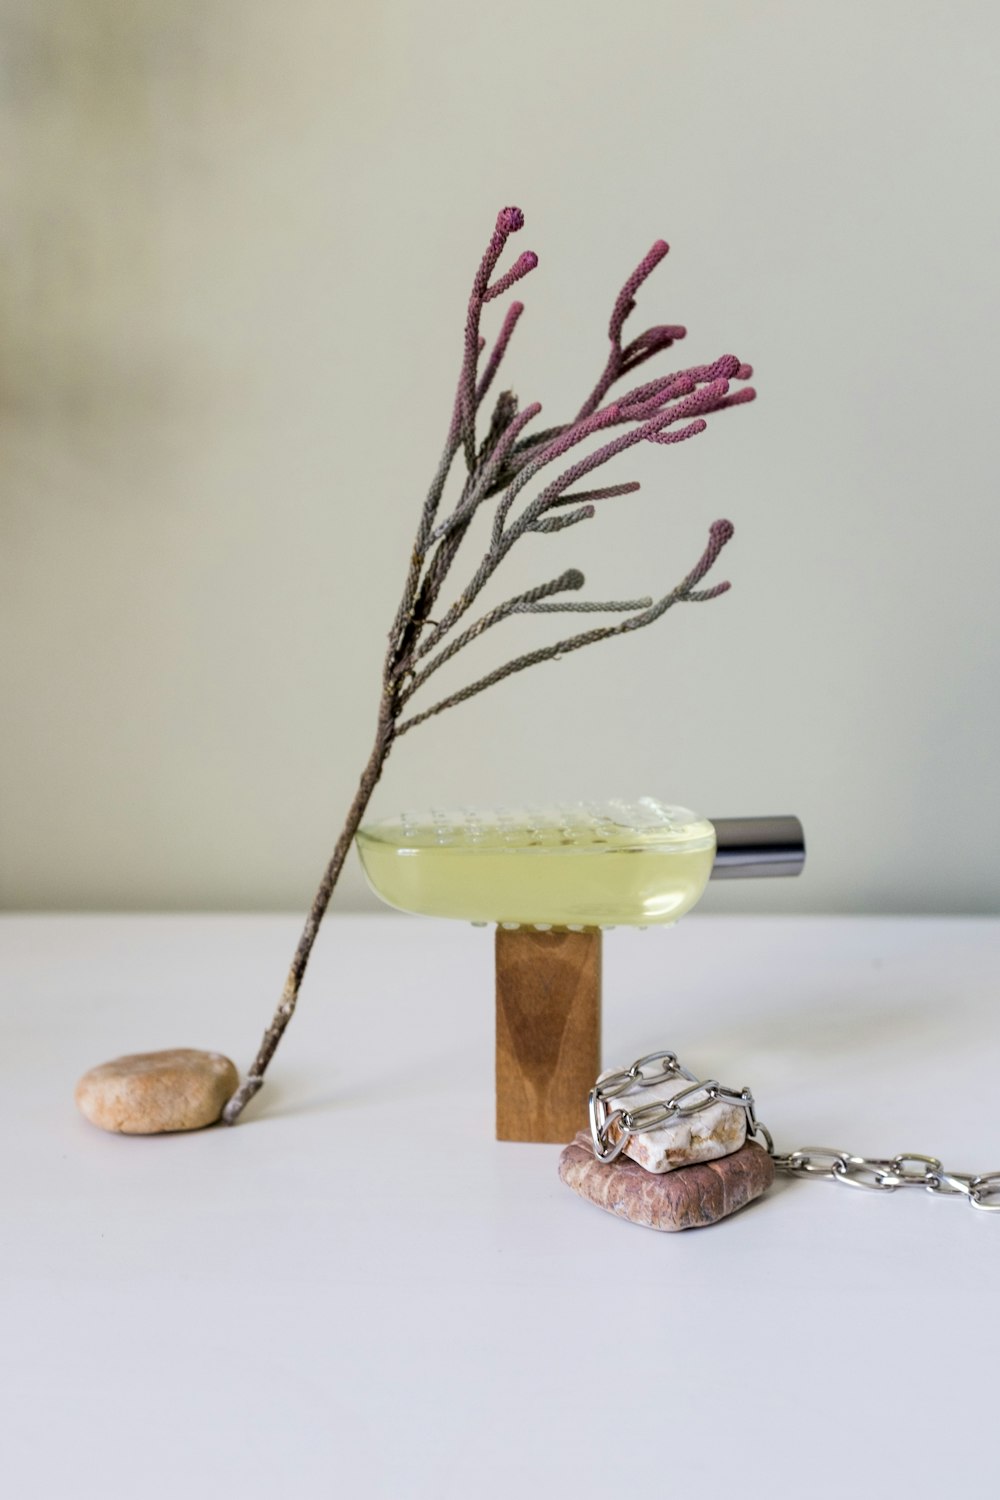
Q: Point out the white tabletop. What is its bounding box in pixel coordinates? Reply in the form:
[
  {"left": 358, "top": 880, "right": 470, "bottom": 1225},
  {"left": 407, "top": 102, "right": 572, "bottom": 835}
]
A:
[{"left": 3, "top": 912, "right": 998, "bottom": 1499}]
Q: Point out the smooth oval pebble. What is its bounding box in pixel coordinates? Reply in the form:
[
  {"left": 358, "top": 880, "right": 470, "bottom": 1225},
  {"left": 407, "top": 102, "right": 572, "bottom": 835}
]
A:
[
  {"left": 75, "top": 1048, "right": 239, "bottom": 1134},
  {"left": 558, "top": 1132, "right": 774, "bottom": 1231}
]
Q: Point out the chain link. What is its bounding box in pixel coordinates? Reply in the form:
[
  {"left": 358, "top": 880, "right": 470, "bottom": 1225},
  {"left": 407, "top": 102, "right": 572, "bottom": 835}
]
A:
[
  {"left": 773, "top": 1149, "right": 1000, "bottom": 1211},
  {"left": 589, "top": 1051, "right": 1000, "bottom": 1213},
  {"left": 588, "top": 1051, "right": 768, "bottom": 1165}
]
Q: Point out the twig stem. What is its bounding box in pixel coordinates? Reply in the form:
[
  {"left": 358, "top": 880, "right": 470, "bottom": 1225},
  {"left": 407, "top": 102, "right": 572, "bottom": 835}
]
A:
[{"left": 222, "top": 714, "right": 395, "bottom": 1124}]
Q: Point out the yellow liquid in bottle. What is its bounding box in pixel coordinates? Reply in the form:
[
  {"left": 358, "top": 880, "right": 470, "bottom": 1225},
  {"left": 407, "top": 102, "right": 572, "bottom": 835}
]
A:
[{"left": 356, "top": 799, "right": 716, "bottom": 928}]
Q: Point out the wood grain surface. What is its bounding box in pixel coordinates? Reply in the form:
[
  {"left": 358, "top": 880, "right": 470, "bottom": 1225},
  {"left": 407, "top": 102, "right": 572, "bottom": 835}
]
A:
[{"left": 495, "top": 926, "right": 601, "bottom": 1142}]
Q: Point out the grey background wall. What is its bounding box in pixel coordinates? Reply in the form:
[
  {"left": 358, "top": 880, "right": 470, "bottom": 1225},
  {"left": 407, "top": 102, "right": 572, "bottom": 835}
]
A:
[{"left": 2, "top": 0, "right": 998, "bottom": 915}]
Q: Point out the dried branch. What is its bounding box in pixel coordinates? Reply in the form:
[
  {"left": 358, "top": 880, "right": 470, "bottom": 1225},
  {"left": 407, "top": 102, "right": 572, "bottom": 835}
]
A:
[
  {"left": 459, "top": 207, "right": 537, "bottom": 472},
  {"left": 527, "top": 504, "right": 596, "bottom": 534},
  {"left": 477, "top": 302, "right": 525, "bottom": 408},
  {"left": 547, "top": 481, "right": 641, "bottom": 507},
  {"left": 395, "top": 519, "right": 735, "bottom": 736},
  {"left": 398, "top": 568, "right": 585, "bottom": 705},
  {"left": 575, "top": 239, "right": 674, "bottom": 420},
  {"left": 427, "top": 399, "right": 541, "bottom": 549},
  {"left": 224, "top": 206, "right": 756, "bottom": 1123},
  {"left": 386, "top": 214, "right": 538, "bottom": 669},
  {"left": 516, "top": 596, "right": 653, "bottom": 613}
]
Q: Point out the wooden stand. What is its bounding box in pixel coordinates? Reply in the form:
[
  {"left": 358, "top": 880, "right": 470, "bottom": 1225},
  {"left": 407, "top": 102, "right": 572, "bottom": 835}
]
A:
[{"left": 495, "top": 926, "right": 601, "bottom": 1143}]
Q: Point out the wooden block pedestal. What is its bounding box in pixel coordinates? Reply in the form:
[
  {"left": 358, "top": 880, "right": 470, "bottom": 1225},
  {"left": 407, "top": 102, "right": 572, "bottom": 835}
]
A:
[{"left": 495, "top": 926, "right": 601, "bottom": 1143}]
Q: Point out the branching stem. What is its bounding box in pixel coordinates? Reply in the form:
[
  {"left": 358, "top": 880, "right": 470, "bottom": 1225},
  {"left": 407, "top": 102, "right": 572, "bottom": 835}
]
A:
[{"left": 223, "top": 206, "right": 754, "bottom": 1123}]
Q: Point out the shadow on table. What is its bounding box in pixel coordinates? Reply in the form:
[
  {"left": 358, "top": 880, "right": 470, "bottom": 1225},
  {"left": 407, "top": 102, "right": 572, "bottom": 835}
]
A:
[{"left": 240, "top": 1042, "right": 477, "bottom": 1122}]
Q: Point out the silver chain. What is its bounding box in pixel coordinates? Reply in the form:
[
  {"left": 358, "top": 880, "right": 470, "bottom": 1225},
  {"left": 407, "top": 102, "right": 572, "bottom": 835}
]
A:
[
  {"left": 588, "top": 1051, "right": 1000, "bottom": 1214},
  {"left": 589, "top": 1051, "right": 767, "bottom": 1162}
]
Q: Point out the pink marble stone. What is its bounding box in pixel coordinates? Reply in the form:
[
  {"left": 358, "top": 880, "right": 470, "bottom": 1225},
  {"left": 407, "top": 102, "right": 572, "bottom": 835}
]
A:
[{"left": 558, "top": 1132, "right": 774, "bottom": 1231}]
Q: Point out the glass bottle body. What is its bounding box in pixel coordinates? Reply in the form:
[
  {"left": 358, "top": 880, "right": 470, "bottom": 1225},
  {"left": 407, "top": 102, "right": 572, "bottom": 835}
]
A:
[{"left": 356, "top": 799, "right": 716, "bottom": 928}]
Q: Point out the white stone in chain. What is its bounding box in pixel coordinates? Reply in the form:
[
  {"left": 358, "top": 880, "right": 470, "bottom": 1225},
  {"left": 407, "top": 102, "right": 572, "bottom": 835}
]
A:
[
  {"left": 596, "top": 1063, "right": 747, "bottom": 1173},
  {"left": 592, "top": 1054, "right": 752, "bottom": 1173}
]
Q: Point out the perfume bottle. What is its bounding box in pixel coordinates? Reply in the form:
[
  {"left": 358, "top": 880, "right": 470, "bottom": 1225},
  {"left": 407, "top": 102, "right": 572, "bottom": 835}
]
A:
[{"left": 356, "top": 799, "right": 803, "bottom": 929}]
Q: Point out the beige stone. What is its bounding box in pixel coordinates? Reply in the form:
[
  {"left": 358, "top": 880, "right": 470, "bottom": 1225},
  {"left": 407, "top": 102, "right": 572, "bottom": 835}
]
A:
[
  {"left": 558, "top": 1132, "right": 774, "bottom": 1231},
  {"left": 75, "top": 1048, "right": 239, "bottom": 1134},
  {"left": 597, "top": 1063, "right": 747, "bottom": 1172}
]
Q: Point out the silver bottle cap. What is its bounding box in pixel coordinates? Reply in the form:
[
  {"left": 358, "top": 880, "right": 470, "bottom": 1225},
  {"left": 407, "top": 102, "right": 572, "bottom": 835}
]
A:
[{"left": 708, "top": 816, "right": 805, "bottom": 879}]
